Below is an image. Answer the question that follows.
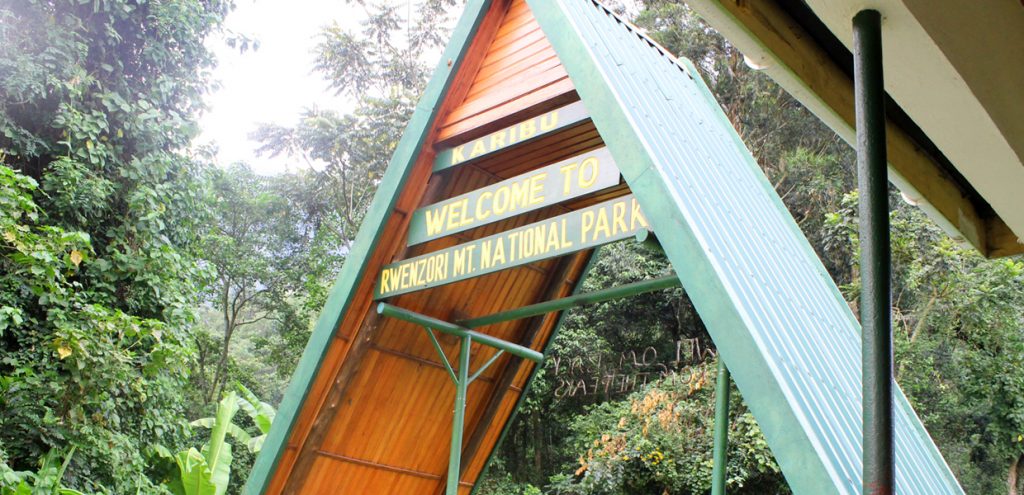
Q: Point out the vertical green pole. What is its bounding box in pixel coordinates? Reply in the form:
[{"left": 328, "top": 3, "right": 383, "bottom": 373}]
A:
[
  {"left": 853, "top": 10, "right": 894, "bottom": 495},
  {"left": 447, "top": 335, "right": 472, "bottom": 495},
  {"left": 711, "top": 358, "right": 731, "bottom": 495}
]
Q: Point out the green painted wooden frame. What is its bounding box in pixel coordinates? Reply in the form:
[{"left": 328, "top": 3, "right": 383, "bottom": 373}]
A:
[{"left": 242, "top": 1, "right": 494, "bottom": 492}]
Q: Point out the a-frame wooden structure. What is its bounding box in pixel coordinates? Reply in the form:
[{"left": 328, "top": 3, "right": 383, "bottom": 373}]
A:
[{"left": 244, "top": 0, "right": 964, "bottom": 493}]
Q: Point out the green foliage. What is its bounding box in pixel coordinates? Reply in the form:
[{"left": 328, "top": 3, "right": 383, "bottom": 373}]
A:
[
  {"left": 172, "top": 392, "right": 239, "bottom": 495},
  {"left": 251, "top": 0, "right": 455, "bottom": 249},
  {"left": 828, "top": 198, "right": 1024, "bottom": 493},
  {"left": 548, "top": 362, "right": 784, "bottom": 494},
  {"left": 161, "top": 385, "right": 275, "bottom": 495},
  {"left": 0, "top": 0, "right": 230, "bottom": 492},
  {"left": 1, "top": 446, "right": 91, "bottom": 495},
  {"left": 193, "top": 164, "right": 334, "bottom": 406}
]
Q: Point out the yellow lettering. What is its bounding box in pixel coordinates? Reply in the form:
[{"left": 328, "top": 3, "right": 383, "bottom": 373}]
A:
[
  {"left": 594, "top": 208, "right": 611, "bottom": 240},
  {"left": 475, "top": 191, "right": 493, "bottom": 221},
  {"left": 631, "top": 198, "right": 649, "bottom": 229},
  {"left": 519, "top": 120, "right": 536, "bottom": 140},
  {"left": 399, "top": 263, "right": 411, "bottom": 290},
  {"left": 529, "top": 173, "right": 546, "bottom": 205},
  {"left": 507, "top": 232, "right": 522, "bottom": 261},
  {"left": 454, "top": 248, "right": 468, "bottom": 277},
  {"left": 451, "top": 145, "right": 466, "bottom": 165},
  {"left": 492, "top": 186, "right": 510, "bottom": 215},
  {"left": 560, "top": 218, "right": 573, "bottom": 249},
  {"left": 540, "top": 110, "right": 559, "bottom": 131},
  {"left": 581, "top": 210, "right": 595, "bottom": 241},
  {"left": 481, "top": 240, "right": 493, "bottom": 269},
  {"left": 414, "top": 259, "right": 427, "bottom": 286},
  {"left": 446, "top": 200, "right": 463, "bottom": 231},
  {"left": 470, "top": 140, "right": 486, "bottom": 158},
  {"left": 612, "top": 201, "right": 627, "bottom": 234},
  {"left": 433, "top": 254, "right": 446, "bottom": 282},
  {"left": 380, "top": 268, "right": 391, "bottom": 293},
  {"left": 509, "top": 180, "right": 530, "bottom": 210},
  {"left": 546, "top": 221, "right": 561, "bottom": 252},
  {"left": 491, "top": 240, "right": 506, "bottom": 266},
  {"left": 560, "top": 162, "right": 579, "bottom": 195},
  {"left": 425, "top": 205, "right": 447, "bottom": 236},
  {"left": 490, "top": 131, "right": 506, "bottom": 150},
  {"left": 578, "top": 157, "right": 599, "bottom": 189}
]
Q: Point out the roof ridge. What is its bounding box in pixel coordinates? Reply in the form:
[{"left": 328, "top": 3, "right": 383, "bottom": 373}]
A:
[{"left": 581, "top": 0, "right": 694, "bottom": 77}]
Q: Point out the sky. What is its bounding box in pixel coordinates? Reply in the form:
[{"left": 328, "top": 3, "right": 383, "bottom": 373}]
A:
[{"left": 198, "top": 0, "right": 404, "bottom": 175}]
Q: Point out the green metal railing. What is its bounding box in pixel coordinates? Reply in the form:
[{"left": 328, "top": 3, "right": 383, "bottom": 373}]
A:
[
  {"left": 457, "top": 274, "right": 680, "bottom": 328},
  {"left": 377, "top": 303, "right": 544, "bottom": 495},
  {"left": 378, "top": 272, "right": 741, "bottom": 495}
]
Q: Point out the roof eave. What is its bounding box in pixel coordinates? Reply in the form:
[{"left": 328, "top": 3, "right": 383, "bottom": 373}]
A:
[{"left": 684, "top": 0, "right": 1023, "bottom": 258}]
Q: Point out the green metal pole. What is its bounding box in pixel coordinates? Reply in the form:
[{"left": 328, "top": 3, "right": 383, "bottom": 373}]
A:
[
  {"left": 853, "top": 10, "right": 894, "bottom": 495},
  {"left": 711, "top": 358, "right": 731, "bottom": 495},
  {"left": 458, "top": 275, "right": 680, "bottom": 328},
  {"left": 447, "top": 335, "right": 472, "bottom": 495},
  {"left": 377, "top": 303, "right": 544, "bottom": 362}
]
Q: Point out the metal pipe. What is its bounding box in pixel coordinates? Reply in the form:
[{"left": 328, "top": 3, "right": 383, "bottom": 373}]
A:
[
  {"left": 457, "top": 274, "right": 680, "bottom": 328},
  {"left": 447, "top": 335, "right": 471, "bottom": 495},
  {"left": 425, "top": 328, "right": 457, "bottom": 383},
  {"left": 711, "top": 358, "right": 731, "bottom": 495},
  {"left": 853, "top": 10, "right": 894, "bottom": 495},
  {"left": 377, "top": 303, "right": 544, "bottom": 363}
]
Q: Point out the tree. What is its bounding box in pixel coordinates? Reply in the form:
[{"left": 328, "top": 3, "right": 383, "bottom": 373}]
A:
[
  {"left": 250, "top": 0, "right": 456, "bottom": 249},
  {"left": 196, "top": 164, "right": 327, "bottom": 405},
  {"left": 827, "top": 195, "right": 1024, "bottom": 494},
  {"left": 0, "top": 0, "right": 230, "bottom": 491}
]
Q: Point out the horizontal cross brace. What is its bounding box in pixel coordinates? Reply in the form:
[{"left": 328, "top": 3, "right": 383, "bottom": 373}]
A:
[
  {"left": 376, "top": 303, "right": 545, "bottom": 363},
  {"left": 457, "top": 274, "right": 680, "bottom": 329}
]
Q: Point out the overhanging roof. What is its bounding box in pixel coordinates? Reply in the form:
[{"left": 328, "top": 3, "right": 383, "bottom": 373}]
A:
[{"left": 686, "top": 0, "right": 1024, "bottom": 258}]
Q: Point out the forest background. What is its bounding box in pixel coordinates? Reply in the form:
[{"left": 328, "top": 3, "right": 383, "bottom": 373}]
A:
[{"left": 1, "top": 0, "right": 1023, "bottom": 494}]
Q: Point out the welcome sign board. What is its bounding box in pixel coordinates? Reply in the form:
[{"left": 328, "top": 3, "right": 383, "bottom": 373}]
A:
[
  {"left": 407, "top": 147, "right": 620, "bottom": 246},
  {"left": 376, "top": 194, "right": 648, "bottom": 299}
]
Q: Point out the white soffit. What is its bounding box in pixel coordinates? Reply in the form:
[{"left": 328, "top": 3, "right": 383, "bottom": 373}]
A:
[{"left": 806, "top": 0, "right": 1024, "bottom": 242}]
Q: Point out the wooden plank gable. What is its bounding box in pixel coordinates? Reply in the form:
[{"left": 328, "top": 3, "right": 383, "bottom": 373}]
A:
[{"left": 246, "top": 0, "right": 630, "bottom": 493}]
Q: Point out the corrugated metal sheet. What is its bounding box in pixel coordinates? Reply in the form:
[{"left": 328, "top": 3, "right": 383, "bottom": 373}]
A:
[{"left": 528, "top": 0, "right": 964, "bottom": 493}]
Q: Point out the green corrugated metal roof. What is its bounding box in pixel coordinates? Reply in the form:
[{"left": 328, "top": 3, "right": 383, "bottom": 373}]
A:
[{"left": 526, "top": 0, "right": 963, "bottom": 493}]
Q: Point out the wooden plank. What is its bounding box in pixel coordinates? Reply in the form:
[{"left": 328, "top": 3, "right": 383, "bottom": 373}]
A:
[
  {"left": 987, "top": 217, "right": 1024, "bottom": 258},
  {"left": 443, "top": 64, "right": 568, "bottom": 125},
  {"left": 438, "top": 78, "right": 577, "bottom": 141},
  {"left": 466, "top": 50, "right": 562, "bottom": 100}
]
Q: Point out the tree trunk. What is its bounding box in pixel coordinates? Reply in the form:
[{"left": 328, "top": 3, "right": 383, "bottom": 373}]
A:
[
  {"left": 1010, "top": 453, "right": 1022, "bottom": 495},
  {"left": 208, "top": 281, "right": 235, "bottom": 404},
  {"left": 533, "top": 414, "right": 543, "bottom": 475}
]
